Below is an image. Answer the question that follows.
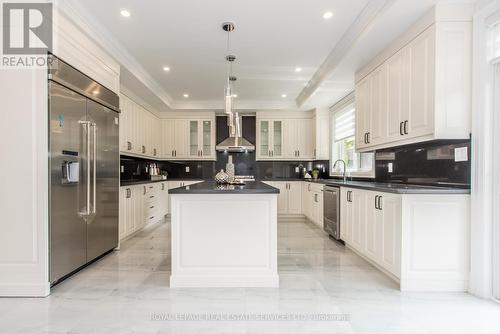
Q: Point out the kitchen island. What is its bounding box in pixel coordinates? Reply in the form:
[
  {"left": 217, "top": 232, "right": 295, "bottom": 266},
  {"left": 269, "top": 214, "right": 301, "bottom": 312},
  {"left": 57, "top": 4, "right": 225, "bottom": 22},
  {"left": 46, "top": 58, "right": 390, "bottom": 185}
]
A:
[{"left": 168, "top": 181, "right": 280, "bottom": 288}]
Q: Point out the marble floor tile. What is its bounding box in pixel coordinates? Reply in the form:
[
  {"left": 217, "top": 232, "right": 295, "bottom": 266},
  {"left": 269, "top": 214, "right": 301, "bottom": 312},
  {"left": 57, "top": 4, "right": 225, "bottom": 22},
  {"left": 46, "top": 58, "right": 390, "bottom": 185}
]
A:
[{"left": 0, "top": 219, "right": 499, "bottom": 334}]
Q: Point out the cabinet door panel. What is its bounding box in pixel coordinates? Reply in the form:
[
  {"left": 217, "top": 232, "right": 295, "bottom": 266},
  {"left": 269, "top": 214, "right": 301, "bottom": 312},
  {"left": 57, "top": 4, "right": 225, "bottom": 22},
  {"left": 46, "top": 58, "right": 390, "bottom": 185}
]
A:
[
  {"left": 257, "top": 120, "right": 271, "bottom": 159},
  {"left": 287, "top": 182, "right": 302, "bottom": 214},
  {"left": 369, "top": 65, "right": 388, "bottom": 146},
  {"left": 297, "top": 119, "right": 314, "bottom": 159},
  {"left": 201, "top": 119, "right": 214, "bottom": 158},
  {"left": 355, "top": 78, "right": 371, "bottom": 150},
  {"left": 340, "top": 188, "right": 352, "bottom": 243},
  {"left": 406, "top": 26, "right": 435, "bottom": 139},
  {"left": 173, "top": 120, "right": 189, "bottom": 158},
  {"left": 380, "top": 194, "right": 402, "bottom": 277},
  {"left": 351, "top": 190, "right": 366, "bottom": 251},
  {"left": 386, "top": 50, "right": 407, "bottom": 142},
  {"left": 162, "top": 120, "right": 175, "bottom": 159},
  {"left": 364, "top": 192, "right": 382, "bottom": 261},
  {"left": 188, "top": 120, "right": 199, "bottom": 158}
]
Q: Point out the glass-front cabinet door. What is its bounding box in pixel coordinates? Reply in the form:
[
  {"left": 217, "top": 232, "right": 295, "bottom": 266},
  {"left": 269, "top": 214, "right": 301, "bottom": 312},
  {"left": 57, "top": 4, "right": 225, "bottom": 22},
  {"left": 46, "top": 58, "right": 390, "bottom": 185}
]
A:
[
  {"left": 272, "top": 120, "right": 283, "bottom": 158},
  {"left": 189, "top": 120, "right": 199, "bottom": 157},
  {"left": 201, "top": 120, "right": 213, "bottom": 158},
  {"left": 258, "top": 120, "right": 270, "bottom": 159}
]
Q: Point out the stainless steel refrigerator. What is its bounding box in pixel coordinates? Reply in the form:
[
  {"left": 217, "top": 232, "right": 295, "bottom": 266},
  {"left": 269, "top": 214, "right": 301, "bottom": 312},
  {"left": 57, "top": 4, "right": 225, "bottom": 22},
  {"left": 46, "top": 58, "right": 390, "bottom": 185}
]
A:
[{"left": 48, "top": 55, "right": 120, "bottom": 285}]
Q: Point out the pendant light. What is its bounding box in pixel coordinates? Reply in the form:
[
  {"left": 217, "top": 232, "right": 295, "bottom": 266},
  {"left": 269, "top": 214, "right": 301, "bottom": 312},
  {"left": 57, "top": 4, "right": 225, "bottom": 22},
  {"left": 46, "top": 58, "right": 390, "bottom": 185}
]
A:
[{"left": 221, "top": 22, "right": 240, "bottom": 138}]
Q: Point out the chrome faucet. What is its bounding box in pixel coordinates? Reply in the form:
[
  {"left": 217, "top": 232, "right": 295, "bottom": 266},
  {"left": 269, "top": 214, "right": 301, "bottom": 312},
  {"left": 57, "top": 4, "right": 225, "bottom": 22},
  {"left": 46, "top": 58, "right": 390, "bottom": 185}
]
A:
[{"left": 333, "top": 159, "right": 347, "bottom": 182}]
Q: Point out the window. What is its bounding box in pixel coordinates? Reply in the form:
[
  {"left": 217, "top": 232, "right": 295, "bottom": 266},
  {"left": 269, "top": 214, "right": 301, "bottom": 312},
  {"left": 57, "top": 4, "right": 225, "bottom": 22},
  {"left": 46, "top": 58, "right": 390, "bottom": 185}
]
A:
[{"left": 330, "top": 94, "right": 374, "bottom": 178}]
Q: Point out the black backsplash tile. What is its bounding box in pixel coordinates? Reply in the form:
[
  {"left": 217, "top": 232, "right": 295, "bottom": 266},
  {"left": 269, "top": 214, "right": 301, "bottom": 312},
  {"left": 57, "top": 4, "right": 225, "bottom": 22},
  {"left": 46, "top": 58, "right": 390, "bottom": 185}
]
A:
[{"left": 375, "top": 140, "right": 471, "bottom": 187}]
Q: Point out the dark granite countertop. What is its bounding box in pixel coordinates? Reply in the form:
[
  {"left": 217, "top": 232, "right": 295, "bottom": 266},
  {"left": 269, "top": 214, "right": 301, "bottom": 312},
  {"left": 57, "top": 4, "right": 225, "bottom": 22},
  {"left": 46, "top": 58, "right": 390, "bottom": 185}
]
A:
[
  {"left": 257, "top": 178, "right": 470, "bottom": 194},
  {"left": 120, "top": 178, "right": 205, "bottom": 187},
  {"left": 168, "top": 181, "right": 280, "bottom": 194}
]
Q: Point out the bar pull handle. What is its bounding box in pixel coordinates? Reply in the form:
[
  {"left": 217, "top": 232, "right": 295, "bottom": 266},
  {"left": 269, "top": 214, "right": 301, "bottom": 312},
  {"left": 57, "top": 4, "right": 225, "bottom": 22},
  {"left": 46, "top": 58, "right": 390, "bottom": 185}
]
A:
[
  {"left": 404, "top": 120, "right": 409, "bottom": 135},
  {"left": 91, "top": 123, "right": 97, "bottom": 215},
  {"left": 127, "top": 141, "right": 132, "bottom": 150},
  {"left": 378, "top": 196, "right": 382, "bottom": 210},
  {"left": 375, "top": 195, "right": 379, "bottom": 209},
  {"left": 400, "top": 122, "right": 404, "bottom": 136}
]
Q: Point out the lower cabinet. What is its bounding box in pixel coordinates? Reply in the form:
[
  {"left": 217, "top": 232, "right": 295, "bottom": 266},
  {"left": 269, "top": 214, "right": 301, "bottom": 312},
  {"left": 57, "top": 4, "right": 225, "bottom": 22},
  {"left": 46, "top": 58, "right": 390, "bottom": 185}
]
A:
[
  {"left": 340, "top": 187, "right": 401, "bottom": 278},
  {"left": 301, "top": 182, "right": 324, "bottom": 228},
  {"left": 119, "top": 181, "right": 169, "bottom": 241},
  {"left": 340, "top": 186, "right": 470, "bottom": 292},
  {"left": 262, "top": 181, "right": 302, "bottom": 215}
]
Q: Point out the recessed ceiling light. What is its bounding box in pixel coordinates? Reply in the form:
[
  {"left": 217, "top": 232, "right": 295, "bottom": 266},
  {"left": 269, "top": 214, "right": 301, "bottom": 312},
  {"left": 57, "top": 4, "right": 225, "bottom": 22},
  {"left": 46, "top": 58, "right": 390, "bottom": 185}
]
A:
[
  {"left": 120, "top": 9, "right": 131, "bottom": 17},
  {"left": 233, "top": 94, "right": 238, "bottom": 98},
  {"left": 163, "top": 66, "right": 170, "bottom": 72},
  {"left": 281, "top": 94, "right": 287, "bottom": 98},
  {"left": 295, "top": 67, "right": 302, "bottom": 72},
  {"left": 183, "top": 94, "right": 189, "bottom": 98},
  {"left": 323, "top": 11, "right": 333, "bottom": 19}
]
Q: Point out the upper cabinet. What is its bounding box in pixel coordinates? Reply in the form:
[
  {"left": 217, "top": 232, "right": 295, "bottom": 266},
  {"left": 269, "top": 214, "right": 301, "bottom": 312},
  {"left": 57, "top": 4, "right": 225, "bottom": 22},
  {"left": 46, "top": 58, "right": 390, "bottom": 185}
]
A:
[
  {"left": 256, "top": 112, "right": 315, "bottom": 161},
  {"left": 120, "top": 94, "right": 216, "bottom": 160},
  {"left": 355, "top": 18, "right": 471, "bottom": 152}
]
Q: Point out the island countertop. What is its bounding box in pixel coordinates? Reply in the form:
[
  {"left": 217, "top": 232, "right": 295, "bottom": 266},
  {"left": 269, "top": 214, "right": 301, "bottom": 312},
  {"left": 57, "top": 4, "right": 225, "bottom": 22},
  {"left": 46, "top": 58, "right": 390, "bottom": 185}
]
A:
[{"left": 168, "top": 180, "right": 280, "bottom": 194}]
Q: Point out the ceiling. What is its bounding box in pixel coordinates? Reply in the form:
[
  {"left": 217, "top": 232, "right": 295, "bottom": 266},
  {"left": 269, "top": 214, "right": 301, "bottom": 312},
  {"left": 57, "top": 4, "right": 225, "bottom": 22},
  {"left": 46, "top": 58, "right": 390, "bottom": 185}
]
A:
[{"left": 69, "top": 0, "right": 476, "bottom": 112}]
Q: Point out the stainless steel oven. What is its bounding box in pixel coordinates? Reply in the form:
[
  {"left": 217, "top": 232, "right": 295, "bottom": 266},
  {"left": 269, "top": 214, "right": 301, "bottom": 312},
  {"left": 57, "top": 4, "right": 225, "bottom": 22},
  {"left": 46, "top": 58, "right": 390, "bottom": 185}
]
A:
[{"left": 323, "top": 185, "right": 341, "bottom": 241}]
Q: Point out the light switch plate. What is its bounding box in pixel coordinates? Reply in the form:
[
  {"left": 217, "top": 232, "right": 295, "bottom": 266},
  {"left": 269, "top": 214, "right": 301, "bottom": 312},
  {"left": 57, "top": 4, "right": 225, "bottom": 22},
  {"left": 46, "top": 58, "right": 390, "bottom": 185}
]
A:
[
  {"left": 388, "top": 162, "right": 393, "bottom": 173},
  {"left": 454, "top": 147, "right": 468, "bottom": 162},
  {"left": 185, "top": 166, "right": 190, "bottom": 173}
]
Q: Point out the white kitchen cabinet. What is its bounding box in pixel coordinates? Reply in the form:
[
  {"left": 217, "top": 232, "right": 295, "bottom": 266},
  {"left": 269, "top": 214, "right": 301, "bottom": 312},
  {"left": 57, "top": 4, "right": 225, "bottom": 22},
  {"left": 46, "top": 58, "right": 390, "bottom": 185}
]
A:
[
  {"left": 285, "top": 119, "right": 314, "bottom": 160},
  {"left": 257, "top": 119, "right": 284, "bottom": 160},
  {"left": 187, "top": 119, "right": 215, "bottom": 160},
  {"left": 119, "top": 183, "right": 171, "bottom": 241},
  {"left": 257, "top": 116, "right": 315, "bottom": 161},
  {"left": 340, "top": 188, "right": 352, "bottom": 244},
  {"left": 355, "top": 76, "right": 371, "bottom": 150},
  {"left": 355, "top": 20, "right": 471, "bottom": 152},
  {"left": 263, "top": 181, "right": 302, "bottom": 215},
  {"left": 301, "top": 182, "right": 323, "bottom": 227},
  {"left": 340, "top": 185, "right": 469, "bottom": 292},
  {"left": 350, "top": 189, "right": 366, "bottom": 252},
  {"left": 313, "top": 108, "right": 330, "bottom": 160}
]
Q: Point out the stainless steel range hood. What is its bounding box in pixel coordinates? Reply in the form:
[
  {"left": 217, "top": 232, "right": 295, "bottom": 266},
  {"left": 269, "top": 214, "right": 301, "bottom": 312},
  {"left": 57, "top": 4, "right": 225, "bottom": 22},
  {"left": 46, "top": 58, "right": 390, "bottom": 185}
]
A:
[
  {"left": 216, "top": 136, "right": 255, "bottom": 152},
  {"left": 216, "top": 116, "right": 255, "bottom": 152}
]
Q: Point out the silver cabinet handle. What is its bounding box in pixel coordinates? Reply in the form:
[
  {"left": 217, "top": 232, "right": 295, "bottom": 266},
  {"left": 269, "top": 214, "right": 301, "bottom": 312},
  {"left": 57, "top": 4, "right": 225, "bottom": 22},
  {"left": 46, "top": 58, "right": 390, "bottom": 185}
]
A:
[
  {"left": 143, "top": 186, "right": 146, "bottom": 195},
  {"left": 154, "top": 148, "right": 157, "bottom": 156},
  {"left": 127, "top": 141, "right": 132, "bottom": 150},
  {"left": 404, "top": 120, "right": 409, "bottom": 135},
  {"left": 400, "top": 122, "right": 404, "bottom": 136},
  {"left": 126, "top": 188, "right": 131, "bottom": 198}
]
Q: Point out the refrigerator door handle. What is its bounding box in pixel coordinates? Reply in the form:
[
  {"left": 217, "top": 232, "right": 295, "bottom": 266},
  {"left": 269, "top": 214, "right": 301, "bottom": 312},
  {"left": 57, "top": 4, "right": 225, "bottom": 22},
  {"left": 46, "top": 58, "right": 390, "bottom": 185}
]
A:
[
  {"left": 91, "top": 122, "right": 97, "bottom": 215},
  {"left": 79, "top": 120, "right": 91, "bottom": 217}
]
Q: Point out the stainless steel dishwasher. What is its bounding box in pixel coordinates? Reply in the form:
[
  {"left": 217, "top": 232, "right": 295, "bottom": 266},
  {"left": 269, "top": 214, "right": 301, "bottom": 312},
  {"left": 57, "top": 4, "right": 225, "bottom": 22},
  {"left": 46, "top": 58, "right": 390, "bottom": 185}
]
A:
[{"left": 323, "top": 185, "right": 341, "bottom": 241}]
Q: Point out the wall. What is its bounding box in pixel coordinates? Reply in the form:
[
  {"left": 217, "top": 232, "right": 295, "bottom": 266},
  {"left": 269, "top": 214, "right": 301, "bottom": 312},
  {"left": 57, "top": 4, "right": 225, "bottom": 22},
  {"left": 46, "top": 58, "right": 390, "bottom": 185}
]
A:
[{"left": 375, "top": 140, "right": 471, "bottom": 187}]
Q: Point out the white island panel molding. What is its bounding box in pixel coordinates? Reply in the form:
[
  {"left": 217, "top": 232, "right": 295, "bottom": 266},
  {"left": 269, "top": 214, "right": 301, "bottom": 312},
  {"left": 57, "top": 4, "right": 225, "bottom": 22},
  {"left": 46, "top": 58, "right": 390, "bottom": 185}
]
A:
[{"left": 170, "top": 194, "right": 279, "bottom": 288}]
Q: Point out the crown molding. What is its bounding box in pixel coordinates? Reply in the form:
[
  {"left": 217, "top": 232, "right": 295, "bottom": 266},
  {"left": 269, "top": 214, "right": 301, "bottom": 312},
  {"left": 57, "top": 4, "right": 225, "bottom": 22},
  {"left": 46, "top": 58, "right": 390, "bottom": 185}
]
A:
[{"left": 55, "top": 0, "right": 174, "bottom": 109}]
